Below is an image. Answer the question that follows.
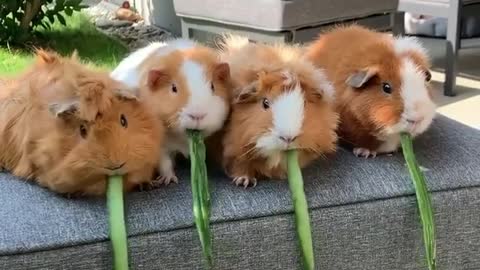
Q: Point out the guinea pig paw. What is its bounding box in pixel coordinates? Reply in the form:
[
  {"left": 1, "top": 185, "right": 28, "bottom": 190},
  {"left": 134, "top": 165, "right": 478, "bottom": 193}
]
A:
[
  {"left": 138, "top": 181, "right": 162, "bottom": 191},
  {"left": 232, "top": 176, "right": 257, "bottom": 189},
  {"left": 155, "top": 174, "right": 179, "bottom": 186},
  {"left": 353, "top": 148, "right": 377, "bottom": 159}
]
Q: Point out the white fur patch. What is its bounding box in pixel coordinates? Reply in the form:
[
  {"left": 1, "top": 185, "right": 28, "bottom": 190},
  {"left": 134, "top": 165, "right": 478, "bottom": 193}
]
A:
[
  {"left": 110, "top": 38, "right": 198, "bottom": 89},
  {"left": 256, "top": 85, "right": 305, "bottom": 154},
  {"left": 178, "top": 60, "right": 228, "bottom": 136},
  {"left": 311, "top": 67, "right": 335, "bottom": 102},
  {"left": 272, "top": 85, "right": 305, "bottom": 138},
  {"left": 393, "top": 36, "right": 429, "bottom": 59},
  {"left": 383, "top": 58, "right": 436, "bottom": 142},
  {"left": 110, "top": 42, "right": 166, "bottom": 88},
  {"left": 376, "top": 134, "right": 401, "bottom": 153},
  {"left": 219, "top": 34, "right": 250, "bottom": 51}
]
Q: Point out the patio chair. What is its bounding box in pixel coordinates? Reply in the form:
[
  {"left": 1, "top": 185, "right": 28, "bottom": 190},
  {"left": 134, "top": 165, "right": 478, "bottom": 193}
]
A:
[
  {"left": 393, "top": 0, "right": 480, "bottom": 96},
  {"left": 172, "top": 0, "right": 398, "bottom": 44}
]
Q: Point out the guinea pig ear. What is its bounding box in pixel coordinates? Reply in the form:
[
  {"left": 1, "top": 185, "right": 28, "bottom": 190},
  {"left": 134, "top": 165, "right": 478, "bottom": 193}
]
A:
[
  {"left": 213, "top": 63, "right": 230, "bottom": 82},
  {"left": 35, "top": 49, "right": 60, "bottom": 65},
  {"left": 48, "top": 100, "right": 80, "bottom": 119},
  {"left": 147, "top": 69, "right": 170, "bottom": 90},
  {"left": 257, "top": 70, "right": 275, "bottom": 90},
  {"left": 76, "top": 78, "right": 113, "bottom": 120},
  {"left": 234, "top": 81, "right": 258, "bottom": 104},
  {"left": 114, "top": 88, "right": 139, "bottom": 101},
  {"left": 346, "top": 67, "right": 378, "bottom": 88}
]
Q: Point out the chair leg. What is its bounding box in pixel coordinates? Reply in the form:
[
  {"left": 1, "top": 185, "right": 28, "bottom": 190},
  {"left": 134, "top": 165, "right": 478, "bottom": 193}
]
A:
[
  {"left": 444, "top": 0, "right": 462, "bottom": 97},
  {"left": 391, "top": 12, "right": 405, "bottom": 36},
  {"left": 181, "top": 19, "right": 191, "bottom": 39}
]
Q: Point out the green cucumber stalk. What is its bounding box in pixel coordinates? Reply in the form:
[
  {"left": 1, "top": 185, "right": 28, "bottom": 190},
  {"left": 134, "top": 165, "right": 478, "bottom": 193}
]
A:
[
  {"left": 286, "top": 150, "right": 315, "bottom": 270},
  {"left": 188, "top": 130, "right": 213, "bottom": 268},
  {"left": 107, "top": 175, "right": 129, "bottom": 270},
  {"left": 400, "top": 133, "right": 436, "bottom": 270}
]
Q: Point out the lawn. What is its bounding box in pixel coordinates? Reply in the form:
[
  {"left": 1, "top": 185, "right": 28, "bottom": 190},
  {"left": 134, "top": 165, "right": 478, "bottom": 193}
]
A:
[{"left": 0, "top": 12, "right": 128, "bottom": 77}]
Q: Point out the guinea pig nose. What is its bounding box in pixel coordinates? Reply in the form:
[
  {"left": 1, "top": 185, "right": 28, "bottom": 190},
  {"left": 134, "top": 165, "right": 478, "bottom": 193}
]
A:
[
  {"left": 188, "top": 113, "right": 206, "bottom": 121},
  {"left": 279, "top": 136, "right": 298, "bottom": 144},
  {"left": 107, "top": 162, "right": 126, "bottom": 170}
]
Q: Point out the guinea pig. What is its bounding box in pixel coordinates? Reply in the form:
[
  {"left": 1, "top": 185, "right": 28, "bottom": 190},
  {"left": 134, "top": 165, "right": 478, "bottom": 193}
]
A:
[
  {"left": 111, "top": 38, "right": 232, "bottom": 185},
  {"left": 0, "top": 50, "right": 163, "bottom": 196},
  {"left": 305, "top": 25, "right": 436, "bottom": 158},
  {"left": 217, "top": 35, "right": 338, "bottom": 188}
]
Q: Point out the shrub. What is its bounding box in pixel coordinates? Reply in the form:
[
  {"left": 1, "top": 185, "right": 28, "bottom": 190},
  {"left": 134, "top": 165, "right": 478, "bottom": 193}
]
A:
[{"left": 0, "top": 0, "right": 87, "bottom": 44}]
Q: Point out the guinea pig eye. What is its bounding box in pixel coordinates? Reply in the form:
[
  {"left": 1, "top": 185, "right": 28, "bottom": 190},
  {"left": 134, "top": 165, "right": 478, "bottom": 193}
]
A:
[
  {"left": 120, "top": 114, "right": 128, "bottom": 128},
  {"left": 382, "top": 82, "right": 392, "bottom": 94},
  {"left": 79, "top": 124, "right": 88, "bottom": 139},
  {"left": 262, "top": 98, "right": 270, "bottom": 109},
  {"left": 210, "top": 82, "right": 215, "bottom": 92},
  {"left": 425, "top": 70, "right": 432, "bottom": 82},
  {"left": 171, "top": 84, "right": 177, "bottom": 93}
]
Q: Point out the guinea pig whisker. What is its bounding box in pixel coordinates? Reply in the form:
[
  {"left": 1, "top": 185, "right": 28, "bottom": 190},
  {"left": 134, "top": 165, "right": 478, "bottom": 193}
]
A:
[
  {"left": 165, "top": 114, "right": 178, "bottom": 129},
  {"left": 239, "top": 145, "right": 259, "bottom": 159}
]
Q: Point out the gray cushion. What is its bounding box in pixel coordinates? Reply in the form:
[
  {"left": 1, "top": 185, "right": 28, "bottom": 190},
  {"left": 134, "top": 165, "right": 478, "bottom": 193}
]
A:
[
  {"left": 1, "top": 114, "right": 479, "bottom": 269},
  {"left": 173, "top": 0, "right": 398, "bottom": 31}
]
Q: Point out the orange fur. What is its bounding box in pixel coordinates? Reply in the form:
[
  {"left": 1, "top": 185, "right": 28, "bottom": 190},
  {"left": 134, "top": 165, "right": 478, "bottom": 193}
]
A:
[
  {"left": 0, "top": 50, "right": 163, "bottom": 196},
  {"left": 305, "top": 25, "right": 432, "bottom": 151},
  {"left": 218, "top": 39, "right": 338, "bottom": 182}
]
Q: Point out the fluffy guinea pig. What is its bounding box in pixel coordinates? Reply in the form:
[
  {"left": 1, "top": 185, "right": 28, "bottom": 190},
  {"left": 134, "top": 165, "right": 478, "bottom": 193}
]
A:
[
  {"left": 217, "top": 35, "right": 338, "bottom": 188},
  {"left": 305, "top": 25, "right": 436, "bottom": 158},
  {"left": 0, "top": 50, "right": 163, "bottom": 196},
  {"left": 111, "top": 38, "right": 232, "bottom": 185}
]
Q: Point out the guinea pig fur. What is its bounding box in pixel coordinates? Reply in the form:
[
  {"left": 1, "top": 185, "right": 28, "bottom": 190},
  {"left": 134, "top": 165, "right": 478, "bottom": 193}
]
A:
[
  {"left": 0, "top": 50, "right": 163, "bottom": 196},
  {"left": 218, "top": 35, "right": 339, "bottom": 188},
  {"left": 111, "top": 38, "right": 232, "bottom": 185},
  {"left": 305, "top": 25, "right": 436, "bottom": 158}
]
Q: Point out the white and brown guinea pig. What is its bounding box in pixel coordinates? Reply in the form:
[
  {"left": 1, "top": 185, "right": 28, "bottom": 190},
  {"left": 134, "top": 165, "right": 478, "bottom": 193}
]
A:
[
  {"left": 305, "top": 25, "right": 436, "bottom": 158},
  {"left": 111, "top": 39, "right": 232, "bottom": 185},
  {"left": 0, "top": 50, "right": 163, "bottom": 196},
  {"left": 217, "top": 35, "right": 338, "bottom": 188}
]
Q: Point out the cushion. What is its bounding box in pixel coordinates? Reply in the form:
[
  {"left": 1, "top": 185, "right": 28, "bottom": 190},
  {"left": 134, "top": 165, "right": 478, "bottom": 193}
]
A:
[
  {"left": 173, "top": 0, "right": 397, "bottom": 31},
  {"left": 1, "top": 114, "right": 479, "bottom": 269}
]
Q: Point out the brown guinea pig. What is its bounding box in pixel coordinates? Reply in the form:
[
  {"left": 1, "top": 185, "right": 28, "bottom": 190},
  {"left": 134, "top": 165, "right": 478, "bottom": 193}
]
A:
[
  {"left": 305, "top": 25, "right": 436, "bottom": 158},
  {"left": 111, "top": 38, "right": 232, "bottom": 186},
  {"left": 217, "top": 35, "right": 339, "bottom": 188},
  {"left": 0, "top": 50, "right": 163, "bottom": 196}
]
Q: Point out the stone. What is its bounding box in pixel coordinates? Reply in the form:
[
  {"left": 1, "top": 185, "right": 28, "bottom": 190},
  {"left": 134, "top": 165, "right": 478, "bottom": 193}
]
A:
[
  {"left": 84, "top": 1, "right": 175, "bottom": 51},
  {"left": 95, "top": 18, "right": 114, "bottom": 28},
  {"left": 111, "top": 20, "right": 133, "bottom": 27}
]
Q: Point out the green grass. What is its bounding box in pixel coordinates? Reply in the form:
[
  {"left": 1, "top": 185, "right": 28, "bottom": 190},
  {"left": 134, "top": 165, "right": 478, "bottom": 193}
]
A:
[{"left": 0, "top": 12, "right": 128, "bottom": 76}]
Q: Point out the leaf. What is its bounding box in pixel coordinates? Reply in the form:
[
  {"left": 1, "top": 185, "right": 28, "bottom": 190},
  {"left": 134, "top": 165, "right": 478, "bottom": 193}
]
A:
[
  {"left": 107, "top": 175, "right": 130, "bottom": 270},
  {"left": 14, "top": 11, "right": 24, "bottom": 22},
  {"left": 55, "top": 0, "right": 65, "bottom": 8},
  {"left": 188, "top": 130, "right": 213, "bottom": 268},
  {"left": 401, "top": 133, "right": 436, "bottom": 270},
  {"left": 39, "top": 20, "right": 51, "bottom": 30},
  {"left": 46, "top": 10, "right": 55, "bottom": 23},
  {"left": 286, "top": 150, "right": 315, "bottom": 270},
  {"left": 66, "top": 0, "right": 83, "bottom": 6},
  {"left": 6, "top": 0, "right": 18, "bottom": 12},
  {"left": 38, "top": 21, "right": 48, "bottom": 30},
  {"left": 56, "top": 13, "right": 66, "bottom": 26},
  {"left": 64, "top": 7, "right": 72, "bottom": 16}
]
